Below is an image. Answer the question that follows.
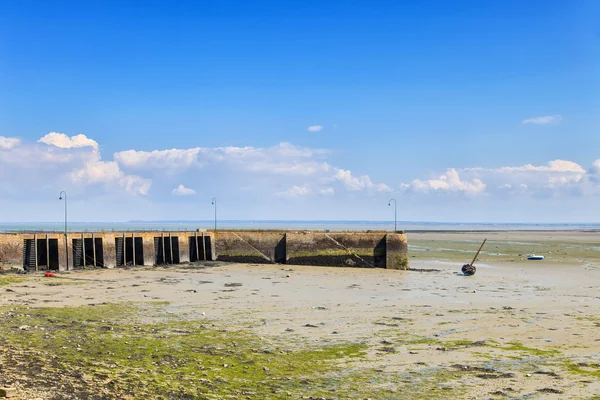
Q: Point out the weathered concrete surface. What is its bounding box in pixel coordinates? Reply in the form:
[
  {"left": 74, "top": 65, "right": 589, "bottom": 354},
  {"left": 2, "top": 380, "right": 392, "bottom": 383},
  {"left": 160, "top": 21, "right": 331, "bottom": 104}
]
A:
[
  {"left": 0, "top": 233, "right": 22, "bottom": 270},
  {"left": 0, "top": 230, "right": 406, "bottom": 270},
  {"left": 386, "top": 233, "right": 409, "bottom": 270},
  {"left": 215, "top": 231, "right": 285, "bottom": 264},
  {"left": 286, "top": 232, "right": 388, "bottom": 268}
]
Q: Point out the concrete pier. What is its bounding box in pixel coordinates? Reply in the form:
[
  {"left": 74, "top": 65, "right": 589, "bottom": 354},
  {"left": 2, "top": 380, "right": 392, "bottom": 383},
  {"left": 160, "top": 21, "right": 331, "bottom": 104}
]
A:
[{"left": 0, "top": 230, "right": 408, "bottom": 271}]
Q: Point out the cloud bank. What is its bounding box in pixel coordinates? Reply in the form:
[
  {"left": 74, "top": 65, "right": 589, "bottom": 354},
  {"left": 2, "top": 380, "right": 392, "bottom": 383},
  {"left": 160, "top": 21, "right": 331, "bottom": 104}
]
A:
[{"left": 2, "top": 131, "right": 600, "bottom": 221}]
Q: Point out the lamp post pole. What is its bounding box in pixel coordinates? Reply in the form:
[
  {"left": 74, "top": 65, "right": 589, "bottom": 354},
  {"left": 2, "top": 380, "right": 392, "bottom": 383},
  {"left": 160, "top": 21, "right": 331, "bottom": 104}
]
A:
[
  {"left": 388, "top": 198, "right": 397, "bottom": 232},
  {"left": 211, "top": 197, "right": 217, "bottom": 232},
  {"left": 59, "top": 191, "right": 68, "bottom": 270}
]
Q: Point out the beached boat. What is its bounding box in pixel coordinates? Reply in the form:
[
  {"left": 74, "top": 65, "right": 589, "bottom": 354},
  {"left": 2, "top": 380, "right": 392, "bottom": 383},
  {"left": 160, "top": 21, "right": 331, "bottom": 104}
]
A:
[{"left": 527, "top": 255, "right": 545, "bottom": 260}]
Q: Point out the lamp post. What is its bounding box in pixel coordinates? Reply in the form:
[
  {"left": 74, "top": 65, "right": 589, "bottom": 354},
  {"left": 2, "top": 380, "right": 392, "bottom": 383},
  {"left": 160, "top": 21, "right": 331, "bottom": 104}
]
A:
[
  {"left": 211, "top": 197, "right": 217, "bottom": 232},
  {"left": 388, "top": 198, "right": 397, "bottom": 233},
  {"left": 59, "top": 191, "right": 68, "bottom": 270}
]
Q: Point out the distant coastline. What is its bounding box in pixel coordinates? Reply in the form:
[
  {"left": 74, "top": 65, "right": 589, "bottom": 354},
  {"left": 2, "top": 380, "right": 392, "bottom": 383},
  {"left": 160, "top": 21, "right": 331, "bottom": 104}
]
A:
[{"left": 2, "top": 220, "right": 600, "bottom": 233}]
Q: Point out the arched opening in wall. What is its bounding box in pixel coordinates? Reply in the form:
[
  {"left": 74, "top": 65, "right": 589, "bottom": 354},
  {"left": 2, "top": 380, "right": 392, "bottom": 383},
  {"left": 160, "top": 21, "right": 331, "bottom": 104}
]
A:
[{"left": 154, "top": 236, "right": 180, "bottom": 265}]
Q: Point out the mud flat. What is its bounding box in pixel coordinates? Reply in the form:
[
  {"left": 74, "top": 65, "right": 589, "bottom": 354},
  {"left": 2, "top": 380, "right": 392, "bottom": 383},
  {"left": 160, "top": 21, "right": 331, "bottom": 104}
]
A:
[{"left": 0, "top": 230, "right": 599, "bottom": 399}]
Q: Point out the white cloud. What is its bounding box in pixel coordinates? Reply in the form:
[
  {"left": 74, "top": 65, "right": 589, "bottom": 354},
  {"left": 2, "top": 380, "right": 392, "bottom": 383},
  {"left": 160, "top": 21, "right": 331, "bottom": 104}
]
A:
[
  {"left": 114, "top": 143, "right": 329, "bottom": 175},
  {"left": 276, "top": 186, "right": 311, "bottom": 197},
  {"left": 486, "top": 159, "right": 585, "bottom": 174},
  {"left": 333, "top": 168, "right": 390, "bottom": 192},
  {"left": 70, "top": 158, "right": 151, "bottom": 196},
  {"left": 0, "top": 132, "right": 150, "bottom": 196},
  {"left": 71, "top": 160, "right": 122, "bottom": 184},
  {"left": 522, "top": 115, "right": 562, "bottom": 125},
  {"left": 119, "top": 175, "right": 152, "bottom": 195},
  {"left": 38, "top": 132, "right": 99, "bottom": 149},
  {"left": 115, "top": 148, "right": 202, "bottom": 170},
  {"left": 403, "top": 168, "right": 486, "bottom": 195},
  {"left": 113, "top": 142, "right": 387, "bottom": 195},
  {"left": 307, "top": 125, "right": 323, "bottom": 132},
  {"left": 172, "top": 184, "right": 196, "bottom": 196},
  {"left": 0, "top": 136, "right": 20, "bottom": 150},
  {"left": 319, "top": 187, "right": 335, "bottom": 196},
  {"left": 589, "top": 159, "right": 600, "bottom": 176}
]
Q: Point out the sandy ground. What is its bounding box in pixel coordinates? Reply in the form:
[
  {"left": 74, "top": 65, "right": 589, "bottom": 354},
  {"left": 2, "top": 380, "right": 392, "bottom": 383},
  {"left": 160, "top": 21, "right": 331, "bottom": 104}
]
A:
[{"left": 1, "top": 230, "right": 600, "bottom": 399}]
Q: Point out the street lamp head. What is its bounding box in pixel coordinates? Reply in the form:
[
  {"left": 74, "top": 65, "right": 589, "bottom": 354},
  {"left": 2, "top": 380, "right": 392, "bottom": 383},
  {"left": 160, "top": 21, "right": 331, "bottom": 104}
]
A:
[{"left": 59, "top": 196, "right": 62, "bottom": 200}]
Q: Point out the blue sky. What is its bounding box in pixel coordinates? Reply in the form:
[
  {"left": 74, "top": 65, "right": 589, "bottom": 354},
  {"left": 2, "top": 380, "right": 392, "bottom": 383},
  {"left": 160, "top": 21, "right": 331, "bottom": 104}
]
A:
[{"left": 1, "top": 0, "right": 599, "bottom": 222}]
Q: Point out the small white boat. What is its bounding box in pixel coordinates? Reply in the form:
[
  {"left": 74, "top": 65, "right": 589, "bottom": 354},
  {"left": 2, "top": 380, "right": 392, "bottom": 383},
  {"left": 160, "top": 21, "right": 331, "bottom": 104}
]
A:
[{"left": 527, "top": 254, "right": 545, "bottom": 261}]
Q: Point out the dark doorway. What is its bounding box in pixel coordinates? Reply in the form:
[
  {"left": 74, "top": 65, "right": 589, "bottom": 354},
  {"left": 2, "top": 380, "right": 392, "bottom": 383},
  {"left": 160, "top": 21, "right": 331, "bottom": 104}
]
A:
[
  {"left": 115, "top": 237, "right": 144, "bottom": 266},
  {"left": 154, "top": 236, "right": 180, "bottom": 265},
  {"left": 188, "top": 235, "right": 206, "bottom": 262},
  {"left": 48, "top": 239, "right": 59, "bottom": 270},
  {"left": 94, "top": 238, "right": 105, "bottom": 267},
  {"left": 73, "top": 238, "right": 105, "bottom": 268},
  {"left": 115, "top": 237, "right": 124, "bottom": 266},
  {"left": 275, "top": 236, "right": 286, "bottom": 264},
  {"left": 36, "top": 239, "right": 48, "bottom": 269},
  {"left": 72, "top": 239, "right": 84, "bottom": 268},
  {"left": 22, "top": 238, "right": 59, "bottom": 271},
  {"left": 204, "top": 235, "right": 213, "bottom": 261},
  {"left": 374, "top": 237, "right": 386, "bottom": 268},
  {"left": 22, "top": 239, "right": 35, "bottom": 270}
]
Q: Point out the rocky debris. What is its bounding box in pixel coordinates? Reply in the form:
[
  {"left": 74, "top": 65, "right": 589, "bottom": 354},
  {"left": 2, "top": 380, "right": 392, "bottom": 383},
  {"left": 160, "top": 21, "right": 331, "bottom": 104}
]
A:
[
  {"left": 537, "top": 387, "right": 564, "bottom": 394},
  {"left": 0, "top": 387, "right": 16, "bottom": 398},
  {"left": 477, "top": 372, "right": 515, "bottom": 379},
  {"left": 304, "top": 324, "right": 318, "bottom": 328},
  {"left": 452, "top": 364, "right": 496, "bottom": 373},
  {"left": 224, "top": 282, "right": 242, "bottom": 287},
  {"left": 408, "top": 268, "right": 441, "bottom": 272},
  {"left": 534, "top": 370, "right": 561, "bottom": 378},
  {"left": 377, "top": 347, "right": 396, "bottom": 353},
  {"left": 5, "top": 288, "right": 14, "bottom": 292},
  {"left": 437, "top": 341, "right": 486, "bottom": 352}
]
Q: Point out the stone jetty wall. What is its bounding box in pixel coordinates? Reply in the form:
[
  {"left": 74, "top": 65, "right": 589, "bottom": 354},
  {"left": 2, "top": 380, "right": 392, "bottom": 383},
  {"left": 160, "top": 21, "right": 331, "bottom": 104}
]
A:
[{"left": 0, "top": 230, "right": 407, "bottom": 271}]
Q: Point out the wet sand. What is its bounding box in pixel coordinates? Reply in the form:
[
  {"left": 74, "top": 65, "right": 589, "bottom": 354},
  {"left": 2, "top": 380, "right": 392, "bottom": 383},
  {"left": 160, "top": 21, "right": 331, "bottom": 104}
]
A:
[{"left": 1, "top": 230, "right": 600, "bottom": 399}]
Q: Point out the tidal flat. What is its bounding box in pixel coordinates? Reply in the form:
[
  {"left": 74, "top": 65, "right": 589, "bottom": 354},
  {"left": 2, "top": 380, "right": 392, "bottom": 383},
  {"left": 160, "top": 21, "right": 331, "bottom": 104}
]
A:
[{"left": 1, "top": 230, "right": 599, "bottom": 399}]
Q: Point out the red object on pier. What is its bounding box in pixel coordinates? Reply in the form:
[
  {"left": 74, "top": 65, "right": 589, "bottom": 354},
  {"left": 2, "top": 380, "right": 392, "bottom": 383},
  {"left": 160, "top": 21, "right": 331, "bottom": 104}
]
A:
[{"left": 44, "top": 272, "right": 55, "bottom": 277}]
